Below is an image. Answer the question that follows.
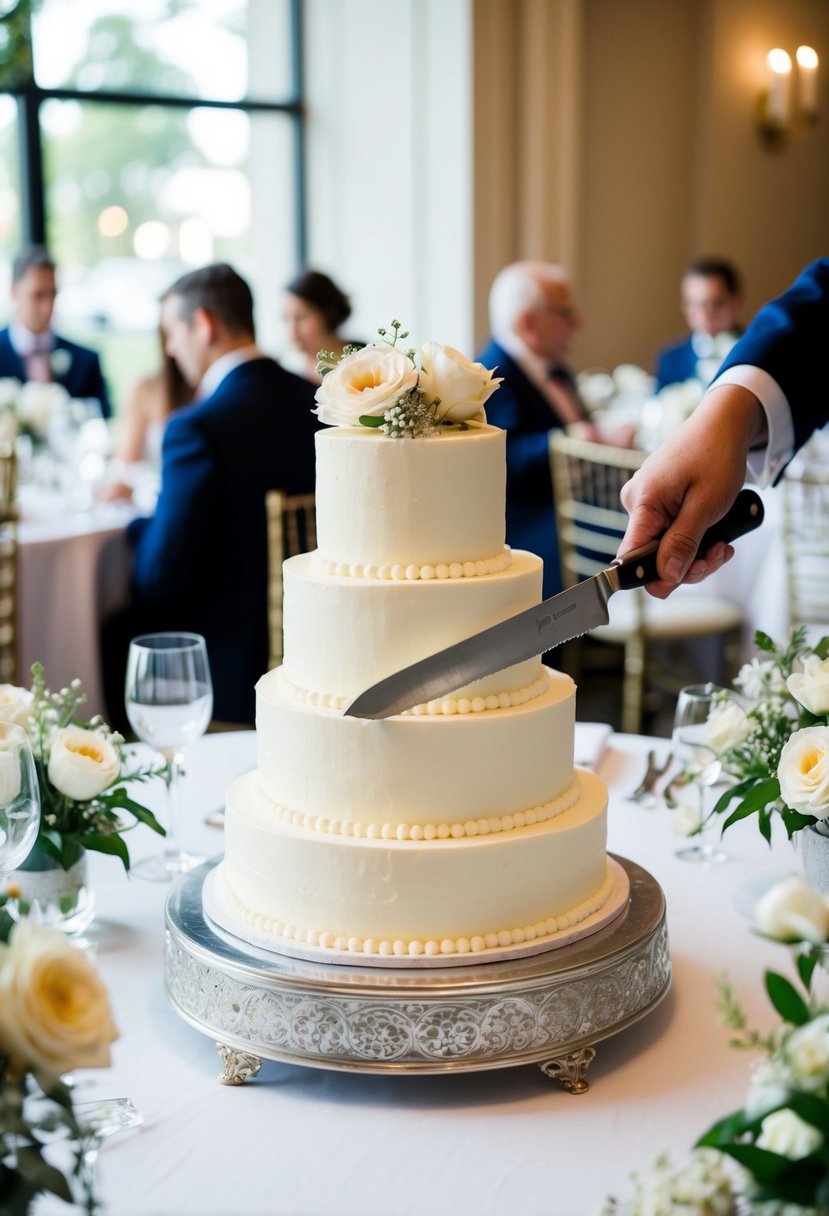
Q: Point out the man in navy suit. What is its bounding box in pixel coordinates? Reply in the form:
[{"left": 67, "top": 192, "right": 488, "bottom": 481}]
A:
[
  {"left": 478, "top": 261, "right": 632, "bottom": 598},
  {"left": 0, "top": 246, "right": 112, "bottom": 417},
  {"left": 102, "top": 262, "right": 320, "bottom": 726},
  {"left": 621, "top": 257, "right": 829, "bottom": 598},
  {"left": 654, "top": 257, "right": 744, "bottom": 392}
]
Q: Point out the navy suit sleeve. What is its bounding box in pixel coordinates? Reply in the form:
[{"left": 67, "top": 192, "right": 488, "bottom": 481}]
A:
[
  {"left": 717, "top": 258, "right": 829, "bottom": 454},
  {"left": 485, "top": 379, "right": 553, "bottom": 502},
  {"left": 128, "top": 410, "right": 215, "bottom": 603},
  {"left": 88, "top": 354, "right": 112, "bottom": 420}
]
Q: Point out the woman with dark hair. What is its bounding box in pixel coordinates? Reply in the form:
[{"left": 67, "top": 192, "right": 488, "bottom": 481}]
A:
[{"left": 281, "top": 269, "right": 356, "bottom": 383}]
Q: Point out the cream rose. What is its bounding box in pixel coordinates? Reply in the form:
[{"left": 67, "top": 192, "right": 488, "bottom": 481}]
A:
[
  {"left": 783, "top": 1013, "right": 829, "bottom": 1091},
  {"left": 0, "top": 684, "right": 34, "bottom": 728},
  {"left": 314, "top": 345, "right": 418, "bottom": 427},
  {"left": 754, "top": 875, "right": 829, "bottom": 944},
  {"left": 788, "top": 654, "right": 829, "bottom": 715},
  {"left": 48, "top": 726, "right": 119, "bottom": 800},
  {"left": 0, "top": 740, "right": 21, "bottom": 805},
  {"left": 418, "top": 341, "right": 502, "bottom": 423},
  {"left": 704, "top": 699, "right": 751, "bottom": 753},
  {"left": 756, "top": 1107, "right": 822, "bottom": 1159},
  {"left": 778, "top": 726, "right": 829, "bottom": 819},
  {"left": 0, "top": 920, "right": 118, "bottom": 1087},
  {"left": 671, "top": 802, "right": 702, "bottom": 837}
]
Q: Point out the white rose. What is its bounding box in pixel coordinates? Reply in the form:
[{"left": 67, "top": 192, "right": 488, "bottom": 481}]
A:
[
  {"left": 0, "top": 740, "right": 21, "bottom": 805},
  {"left": 672, "top": 801, "right": 702, "bottom": 837},
  {"left": 48, "top": 726, "right": 119, "bottom": 800},
  {"left": 0, "top": 378, "right": 21, "bottom": 410},
  {"left": 745, "top": 1055, "right": 790, "bottom": 1119},
  {"left": 788, "top": 654, "right": 829, "bottom": 715},
  {"left": 418, "top": 342, "right": 502, "bottom": 423},
  {"left": 783, "top": 1013, "right": 829, "bottom": 1091},
  {"left": 778, "top": 726, "right": 829, "bottom": 819},
  {"left": 18, "top": 381, "right": 69, "bottom": 437},
  {"left": 704, "top": 699, "right": 751, "bottom": 752},
  {"left": 0, "top": 920, "right": 118, "bottom": 1088},
  {"left": 735, "top": 657, "right": 786, "bottom": 702},
  {"left": 314, "top": 345, "right": 418, "bottom": 427},
  {"left": 754, "top": 875, "right": 829, "bottom": 944},
  {"left": 612, "top": 363, "right": 653, "bottom": 397},
  {"left": 0, "top": 684, "right": 34, "bottom": 727},
  {"left": 756, "top": 1107, "right": 822, "bottom": 1159}
]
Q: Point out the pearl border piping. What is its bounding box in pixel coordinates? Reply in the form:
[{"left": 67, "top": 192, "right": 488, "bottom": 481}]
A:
[{"left": 315, "top": 547, "right": 512, "bottom": 581}]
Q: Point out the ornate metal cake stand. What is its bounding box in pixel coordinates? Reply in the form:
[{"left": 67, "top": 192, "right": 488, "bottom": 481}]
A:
[{"left": 164, "top": 855, "right": 670, "bottom": 1093}]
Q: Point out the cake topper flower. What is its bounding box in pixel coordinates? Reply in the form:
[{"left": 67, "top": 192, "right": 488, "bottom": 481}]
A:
[{"left": 314, "top": 320, "right": 502, "bottom": 437}]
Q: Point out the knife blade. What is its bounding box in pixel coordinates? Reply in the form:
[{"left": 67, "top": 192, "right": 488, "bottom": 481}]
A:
[{"left": 345, "top": 488, "right": 764, "bottom": 720}]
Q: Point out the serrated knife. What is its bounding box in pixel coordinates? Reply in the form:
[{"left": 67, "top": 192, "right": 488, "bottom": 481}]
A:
[{"left": 344, "top": 488, "right": 764, "bottom": 720}]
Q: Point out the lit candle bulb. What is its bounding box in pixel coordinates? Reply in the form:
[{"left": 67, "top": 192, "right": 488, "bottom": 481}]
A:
[
  {"left": 796, "top": 45, "right": 819, "bottom": 116},
  {"left": 766, "top": 48, "right": 792, "bottom": 126}
]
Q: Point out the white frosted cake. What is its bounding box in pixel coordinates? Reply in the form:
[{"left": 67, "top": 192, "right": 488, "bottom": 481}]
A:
[{"left": 208, "top": 412, "right": 621, "bottom": 967}]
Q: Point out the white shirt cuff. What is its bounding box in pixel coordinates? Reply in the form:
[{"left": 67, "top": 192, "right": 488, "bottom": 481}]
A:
[{"left": 706, "top": 364, "right": 794, "bottom": 486}]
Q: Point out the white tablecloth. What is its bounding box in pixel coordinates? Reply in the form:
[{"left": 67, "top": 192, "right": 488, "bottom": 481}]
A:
[{"left": 35, "top": 726, "right": 808, "bottom": 1216}]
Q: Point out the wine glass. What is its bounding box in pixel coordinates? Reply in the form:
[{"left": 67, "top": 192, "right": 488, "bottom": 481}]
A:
[
  {"left": 0, "top": 722, "right": 40, "bottom": 872},
  {"left": 125, "top": 632, "right": 213, "bottom": 882},
  {"left": 671, "top": 683, "right": 728, "bottom": 864}
]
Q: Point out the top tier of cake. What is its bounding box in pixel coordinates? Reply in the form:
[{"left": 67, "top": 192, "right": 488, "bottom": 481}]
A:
[{"left": 314, "top": 425, "right": 508, "bottom": 570}]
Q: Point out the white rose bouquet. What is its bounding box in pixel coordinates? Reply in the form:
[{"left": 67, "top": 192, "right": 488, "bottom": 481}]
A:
[
  {"left": 3, "top": 662, "right": 166, "bottom": 875},
  {"left": 0, "top": 377, "right": 71, "bottom": 444},
  {"left": 0, "top": 917, "right": 118, "bottom": 1213},
  {"left": 314, "top": 320, "right": 501, "bottom": 437}
]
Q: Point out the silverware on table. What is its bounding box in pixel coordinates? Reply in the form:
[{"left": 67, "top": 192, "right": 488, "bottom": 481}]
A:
[{"left": 627, "top": 750, "right": 674, "bottom": 806}]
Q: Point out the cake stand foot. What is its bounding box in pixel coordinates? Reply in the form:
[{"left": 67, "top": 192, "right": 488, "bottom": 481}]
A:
[
  {"left": 216, "top": 1043, "right": 262, "bottom": 1085},
  {"left": 538, "top": 1046, "right": 597, "bottom": 1093}
]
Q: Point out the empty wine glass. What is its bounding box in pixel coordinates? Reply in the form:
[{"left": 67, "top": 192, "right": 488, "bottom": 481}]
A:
[
  {"left": 671, "top": 683, "right": 728, "bottom": 864},
  {"left": 0, "top": 722, "right": 40, "bottom": 873},
  {"left": 125, "top": 633, "right": 213, "bottom": 881}
]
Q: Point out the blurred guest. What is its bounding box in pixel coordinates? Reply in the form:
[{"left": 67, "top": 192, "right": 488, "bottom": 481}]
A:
[
  {"left": 281, "top": 269, "right": 358, "bottom": 383},
  {"left": 478, "top": 261, "right": 633, "bottom": 598},
  {"left": 654, "top": 257, "right": 743, "bottom": 391},
  {"left": 0, "top": 245, "right": 112, "bottom": 417},
  {"left": 102, "top": 262, "right": 320, "bottom": 727}
]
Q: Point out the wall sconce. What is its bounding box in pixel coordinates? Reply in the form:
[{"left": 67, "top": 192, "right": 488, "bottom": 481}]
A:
[{"left": 759, "top": 45, "right": 820, "bottom": 148}]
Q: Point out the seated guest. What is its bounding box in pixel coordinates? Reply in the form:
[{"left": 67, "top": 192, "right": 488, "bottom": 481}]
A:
[
  {"left": 654, "top": 256, "right": 743, "bottom": 391},
  {"left": 478, "top": 261, "right": 632, "bottom": 598},
  {"left": 102, "top": 262, "right": 320, "bottom": 727},
  {"left": 0, "top": 245, "right": 112, "bottom": 417},
  {"left": 281, "top": 269, "right": 359, "bottom": 384}
]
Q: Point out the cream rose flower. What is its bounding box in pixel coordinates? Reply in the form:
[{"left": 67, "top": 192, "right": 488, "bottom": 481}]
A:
[
  {"left": 704, "top": 699, "right": 751, "bottom": 753},
  {"left": 788, "top": 654, "right": 829, "bottom": 715},
  {"left": 314, "top": 345, "right": 418, "bottom": 427},
  {"left": 756, "top": 1107, "right": 822, "bottom": 1159},
  {"left": 0, "top": 920, "right": 117, "bottom": 1087},
  {"left": 418, "top": 341, "right": 502, "bottom": 423},
  {"left": 754, "top": 875, "right": 829, "bottom": 944},
  {"left": 778, "top": 726, "right": 829, "bottom": 819},
  {"left": 0, "top": 739, "right": 21, "bottom": 805},
  {"left": 0, "top": 684, "right": 34, "bottom": 728},
  {"left": 48, "top": 726, "right": 119, "bottom": 800},
  {"left": 672, "top": 801, "right": 702, "bottom": 837},
  {"left": 783, "top": 1012, "right": 829, "bottom": 1092}
]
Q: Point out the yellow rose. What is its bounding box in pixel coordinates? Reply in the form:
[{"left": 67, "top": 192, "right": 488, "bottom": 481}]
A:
[
  {"left": 0, "top": 684, "right": 34, "bottom": 728},
  {"left": 0, "top": 920, "right": 118, "bottom": 1088},
  {"left": 48, "top": 726, "right": 120, "bottom": 800},
  {"left": 314, "top": 345, "right": 418, "bottom": 426},
  {"left": 778, "top": 726, "right": 829, "bottom": 819},
  {"left": 418, "top": 341, "right": 502, "bottom": 423}
]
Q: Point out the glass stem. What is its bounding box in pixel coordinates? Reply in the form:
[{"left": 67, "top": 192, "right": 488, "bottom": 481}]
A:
[{"left": 164, "top": 751, "right": 184, "bottom": 856}]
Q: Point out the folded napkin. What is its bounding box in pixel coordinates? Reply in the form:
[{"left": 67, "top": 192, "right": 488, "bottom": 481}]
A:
[{"left": 574, "top": 721, "right": 613, "bottom": 770}]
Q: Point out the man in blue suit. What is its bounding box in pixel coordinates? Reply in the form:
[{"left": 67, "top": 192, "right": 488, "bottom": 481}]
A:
[
  {"left": 621, "top": 257, "right": 829, "bottom": 598},
  {"left": 102, "top": 262, "right": 320, "bottom": 726},
  {"left": 0, "top": 246, "right": 112, "bottom": 417},
  {"left": 654, "top": 257, "right": 744, "bottom": 392}
]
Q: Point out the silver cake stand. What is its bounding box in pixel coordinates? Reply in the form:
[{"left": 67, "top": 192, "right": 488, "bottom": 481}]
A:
[{"left": 164, "top": 855, "right": 670, "bottom": 1093}]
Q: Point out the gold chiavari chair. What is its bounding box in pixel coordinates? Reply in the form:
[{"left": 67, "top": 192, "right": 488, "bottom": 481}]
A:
[
  {"left": 549, "top": 432, "right": 744, "bottom": 734},
  {"left": 0, "top": 442, "right": 17, "bottom": 684},
  {"left": 266, "top": 490, "right": 317, "bottom": 669}
]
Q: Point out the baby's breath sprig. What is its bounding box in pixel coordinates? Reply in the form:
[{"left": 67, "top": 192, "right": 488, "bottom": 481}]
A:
[{"left": 380, "top": 390, "right": 437, "bottom": 438}]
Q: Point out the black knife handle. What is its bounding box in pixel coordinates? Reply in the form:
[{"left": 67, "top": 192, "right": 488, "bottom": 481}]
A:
[{"left": 613, "top": 487, "right": 765, "bottom": 591}]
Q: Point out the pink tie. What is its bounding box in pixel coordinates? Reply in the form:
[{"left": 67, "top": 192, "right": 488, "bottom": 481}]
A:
[{"left": 25, "top": 341, "right": 52, "bottom": 383}]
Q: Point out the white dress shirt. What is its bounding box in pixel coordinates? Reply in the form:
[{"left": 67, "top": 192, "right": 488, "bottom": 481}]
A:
[{"left": 706, "top": 364, "right": 795, "bottom": 487}]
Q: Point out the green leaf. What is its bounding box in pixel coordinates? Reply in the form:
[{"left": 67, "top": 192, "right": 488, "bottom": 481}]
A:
[
  {"left": 712, "top": 777, "right": 757, "bottom": 816},
  {"left": 781, "top": 808, "right": 818, "bottom": 839},
  {"left": 814, "top": 636, "right": 829, "bottom": 660},
  {"left": 765, "top": 969, "right": 811, "bottom": 1024},
  {"left": 358, "top": 414, "right": 385, "bottom": 428},
  {"left": 755, "top": 630, "right": 776, "bottom": 652},
  {"left": 696, "top": 1106, "right": 754, "bottom": 1146},
  {"left": 98, "top": 788, "right": 165, "bottom": 836},
  {"left": 797, "top": 949, "right": 821, "bottom": 993},
  {"left": 721, "top": 777, "right": 781, "bottom": 833},
  {"left": 76, "top": 830, "right": 130, "bottom": 870}
]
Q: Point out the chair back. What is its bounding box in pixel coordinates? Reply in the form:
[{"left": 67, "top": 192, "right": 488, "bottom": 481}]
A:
[
  {"left": 266, "top": 490, "right": 316, "bottom": 668},
  {"left": 783, "top": 463, "right": 829, "bottom": 630},
  {"left": 0, "top": 442, "right": 18, "bottom": 684}
]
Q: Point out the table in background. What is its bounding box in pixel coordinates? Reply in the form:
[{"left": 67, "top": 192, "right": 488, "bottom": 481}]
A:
[{"left": 38, "top": 726, "right": 807, "bottom": 1216}]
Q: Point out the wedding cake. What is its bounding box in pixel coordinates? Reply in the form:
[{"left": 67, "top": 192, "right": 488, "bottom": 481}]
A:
[{"left": 206, "top": 331, "right": 623, "bottom": 966}]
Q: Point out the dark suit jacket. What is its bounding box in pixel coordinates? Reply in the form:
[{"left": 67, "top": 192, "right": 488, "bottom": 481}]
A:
[
  {"left": 654, "top": 335, "right": 696, "bottom": 391},
  {"left": 477, "top": 339, "right": 580, "bottom": 598},
  {"left": 127, "top": 357, "right": 320, "bottom": 723},
  {"left": 0, "top": 327, "right": 112, "bottom": 418},
  {"left": 715, "top": 257, "right": 829, "bottom": 461}
]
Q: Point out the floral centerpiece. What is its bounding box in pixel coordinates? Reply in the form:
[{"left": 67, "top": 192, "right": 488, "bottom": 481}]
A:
[
  {"left": 0, "top": 915, "right": 118, "bottom": 1214},
  {"left": 600, "top": 872, "right": 829, "bottom": 1214},
  {"left": 0, "top": 664, "right": 165, "bottom": 926},
  {"left": 314, "top": 320, "right": 502, "bottom": 436},
  {"left": 0, "top": 378, "right": 71, "bottom": 447}
]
